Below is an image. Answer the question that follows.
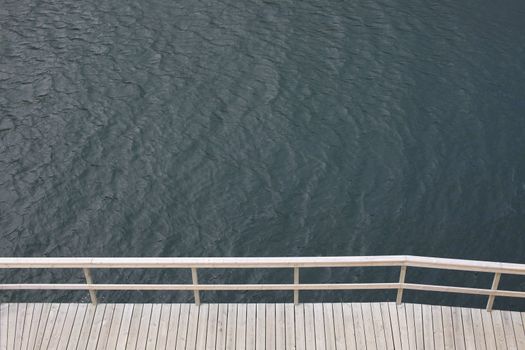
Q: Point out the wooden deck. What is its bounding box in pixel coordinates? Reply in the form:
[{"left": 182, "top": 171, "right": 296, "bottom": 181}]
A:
[{"left": 1, "top": 302, "right": 525, "bottom": 349}]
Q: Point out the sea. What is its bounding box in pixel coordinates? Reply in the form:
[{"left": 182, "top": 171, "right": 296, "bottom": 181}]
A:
[{"left": 1, "top": 0, "right": 525, "bottom": 309}]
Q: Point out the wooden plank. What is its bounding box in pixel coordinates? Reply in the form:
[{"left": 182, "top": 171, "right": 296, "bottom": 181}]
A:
[
  {"left": 20, "top": 303, "right": 35, "bottom": 350},
  {"left": 303, "top": 304, "right": 316, "bottom": 350},
  {"left": 46, "top": 303, "right": 69, "bottom": 350},
  {"left": 215, "top": 304, "right": 227, "bottom": 350},
  {"left": 154, "top": 304, "right": 171, "bottom": 350},
  {"left": 115, "top": 304, "right": 134, "bottom": 350},
  {"left": 323, "top": 303, "right": 336, "bottom": 350},
  {"left": 371, "top": 302, "right": 386, "bottom": 350},
  {"left": 421, "top": 304, "right": 434, "bottom": 350},
  {"left": 165, "top": 304, "right": 181, "bottom": 350},
  {"left": 40, "top": 303, "right": 61, "bottom": 349},
  {"left": 265, "top": 304, "right": 275, "bottom": 350},
  {"left": 0, "top": 304, "right": 8, "bottom": 350},
  {"left": 333, "top": 303, "right": 347, "bottom": 350},
  {"left": 96, "top": 303, "right": 115, "bottom": 349},
  {"left": 511, "top": 311, "right": 525, "bottom": 349},
  {"left": 294, "top": 304, "right": 306, "bottom": 350},
  {"left": 7, "top": 303, "right": 17, "bottom": 350},
  {"left": 216, "top": 304, "right": 228, "bottom": 350},
  {"left": 85, "top": 304, "right": 106, "bottom": 350},
  {"left": 313, "top": 304, "right": 326, "bottom": 350},
  {"left": 245, "top": 304, "right": 256, "bottom": 350},
  {"left": 492, "top": 310, "right": 508, "bottom": 350},
  {"left": 125, "top": 304, "right": 143, "bottom": 349},
  {"left": 387, "top": 303, "right": 402, "bottom": 350},
  {"left": 205, "top": 304, "right": 218, "bottom": 350},
  {"left": 480, "top": 309, "right": 497, "bottom": 350},
  {"left": 501, "top": 310, "right": 518, "bottom": 350},
  {"left": 413, "top": 303, "right": 424, "bottom": 350},
  {"left": 65, "top": 303, "right": 88, "bottom": 350},
  {"left": 175, "top": 304, "right": 190, "bottom": 350},
  {"left": 104, "top": 304, "right": 125, "bottom": 350},
  {"left": 451, "top": 307, "right": 465, "bottom": 350},
  {"left": 226, "top": 304, "right": 238, "bottom": 350},
  {"left": 361, "top": 303, "right": 377, "bottom": 350},
  {"left": 404, "top": 303, "right": 416, "bottom": 350},
  {"left": 441, "top": 306, "right": 455, "bottom": 350},
  {"left": 275, "top": 304, "right": 285, "bottom": 350},
  {"left": 470, "top": 308, "right": 487, "bottom": 350},
  {"left": 13, "top": 303, "right": 26, "bottom": 350},
  {"left": 379, "top": 302, "right": 394, "bottom": 350},
  {"left": 396, "top": 303, "right": 410, "bottom": 350},
  {"left": 195, "top": 304, "right": 209, "bottom": 350},
  {"left": 135, "top": 303, "right": 153, "bottom": 350},
  {"left": 351, "top": 303, "right": 366, "bottom": 349},
  {"left": 145, "top": 304, "right": 162, "bottom": 350},
  {"left": 432, "top": 305, "right": 445, "bottom": 350},
  {"left": 342, "top": 303, "right": 357, "bottom": 350},
  {"left": 185, "top": 304, "right": 200, "bottom": 350},
  {"left": 56, "top": 304, "right": 79, "bottom": 350},
  {"left": 255, "top": 304, "right": 265, "bottom": 350},
  {"left": 461, "top": 307, "right": 476, "bottom": 350},
  {"left": 32, "top": 303, "right": 52, "bottom": 350},
  {"left": 236, "top": 304, "right": 247, "bottom": 350}
]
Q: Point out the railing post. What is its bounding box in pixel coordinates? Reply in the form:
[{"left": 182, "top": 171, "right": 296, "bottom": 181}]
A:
[
  {"left": 486, "top": 272, "right": 501, "bottom": 312},
  {"left": 294, "top": 267, "right": 299, "bottom": 305},
  {"left": 191, "top": 267, "right": 200, "bottom": 305},
  {"left": 83, "top": 268, "right": 97, "bottom": 305},
  {"left": 396, "top": 265, "right": 407, "bottom": 305}
]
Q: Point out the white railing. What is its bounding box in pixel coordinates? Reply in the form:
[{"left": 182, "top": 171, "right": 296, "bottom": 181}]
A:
[{"left": 1, "top": 255, "right": 524, "bottom": 312}]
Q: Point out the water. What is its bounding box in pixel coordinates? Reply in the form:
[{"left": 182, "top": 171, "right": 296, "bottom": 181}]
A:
[{"left": 1, "top": 0, "right": 525, "bottom": 308}]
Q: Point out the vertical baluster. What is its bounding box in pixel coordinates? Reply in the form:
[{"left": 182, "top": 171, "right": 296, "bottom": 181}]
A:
[
  {"left": 486, "top": 272, "right": 501, "bottom": 312},
  {"left": 294, "top": 267, "right": 300, "bottom": 304},
  {"left": 396, "top": 266, "right": 407, "bottom": 305},
  {"left": 83, "top": 268, "right": 97, "bottom": 304},
  {"left": 191, "top": 267, "right": 200, "bottom": 305}
]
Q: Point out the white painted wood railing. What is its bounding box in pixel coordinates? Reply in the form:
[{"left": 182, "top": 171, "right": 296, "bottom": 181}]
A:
[{"left": 1, "top": 255, "right": 524, "bottom": 312}]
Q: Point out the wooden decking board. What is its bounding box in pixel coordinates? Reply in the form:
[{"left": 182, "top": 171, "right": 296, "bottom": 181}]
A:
[
  {"left": 303, "top": 304, "right": 315, "bottom": 350},
  {"left": 114, "top": 304, "right": 134, "bottom": 350},
  {"left": 2, "top": 302, "right": 525, "bottom": 349},
  {"left": 510, "top": 311, "right": 525, "bottom": 349},
  {"left": 451, "top": 305, "right": 466, "bottom": 350},
  {"left": 205, "top": 304, "right": 218, "bottom": 350},
  {"left": 380, "top": 302, "right": 395, "bottom": 350},
  {"left": 275, "top": 304, "right": 285, "bottom": 350},
  {"left": 441, "top": 306, "right": 455, "bottom": 350},
  {"left": 404, "top": 303, "right": 417, "bottom": 350},
  {"left": 432, "top": 305, "right": 445, "bottom": 350},
  {"left": 294, "top": 304, "right": 306, "bottom": 350},
  {"left": 413, "top": 303, "right": 425, "bottom": 350},
  {"left": 216, "top": 303, "right": 228, "bottom": 350},
  {"left": 500, "top": 310, "right": 518, "bottom": 350},
  {"left": 145, "top": 304, "right": 162, "bottom": 350},
  {"left": 264, "top": 304, "right": 274, "bottom": 350},
  {"left": 284, "top": 304, "right": 294, "bottom": 350},
  {"left": 195, "top": 304, "right": 209, "bottom": 350},
  {"left": 104, "top": 303, "right": 124, "bottom": 350},
  {"left": 350, "top": 303, "right": 366, "bottom": 349},
  {"left": 245, "top": 304, "right": 256, "bottom": 350},
  {"left": 387, "top": 302, "right": 402, "bottom": 350},
  {"left": 225, "top": 304, "right": 237, "bottom": 350},
  {"left": 397, "top": 303, "right": 411, "bottom": 350},
  {"left": 175, "top": 303, "right": 190, "bottom": 350},
  {"left": 47, "top": 303, "right": 71, "bottom": 350},
  {"left": 313, "top": 303, "right": 326, "bottom": 350},
  {"left": 471, "top": 308, "right": 487, "bottom": 350}
]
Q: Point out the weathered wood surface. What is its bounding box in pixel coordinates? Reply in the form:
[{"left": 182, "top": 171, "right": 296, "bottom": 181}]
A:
[{"left": 1, "top": 302, "right": 524, "bottom": 349}]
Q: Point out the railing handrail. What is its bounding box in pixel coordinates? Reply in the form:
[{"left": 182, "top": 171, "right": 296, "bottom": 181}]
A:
[
  {"left": 0, "top": 255, "right": 524, "bottom": 274},
  {"left": 1, "top": 255, "right": 524, "bottom": 311}
]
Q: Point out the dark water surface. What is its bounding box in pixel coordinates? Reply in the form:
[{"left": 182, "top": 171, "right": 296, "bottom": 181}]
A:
[{"left": 1, "top": 0, "right": 525, "bottom": 307}]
